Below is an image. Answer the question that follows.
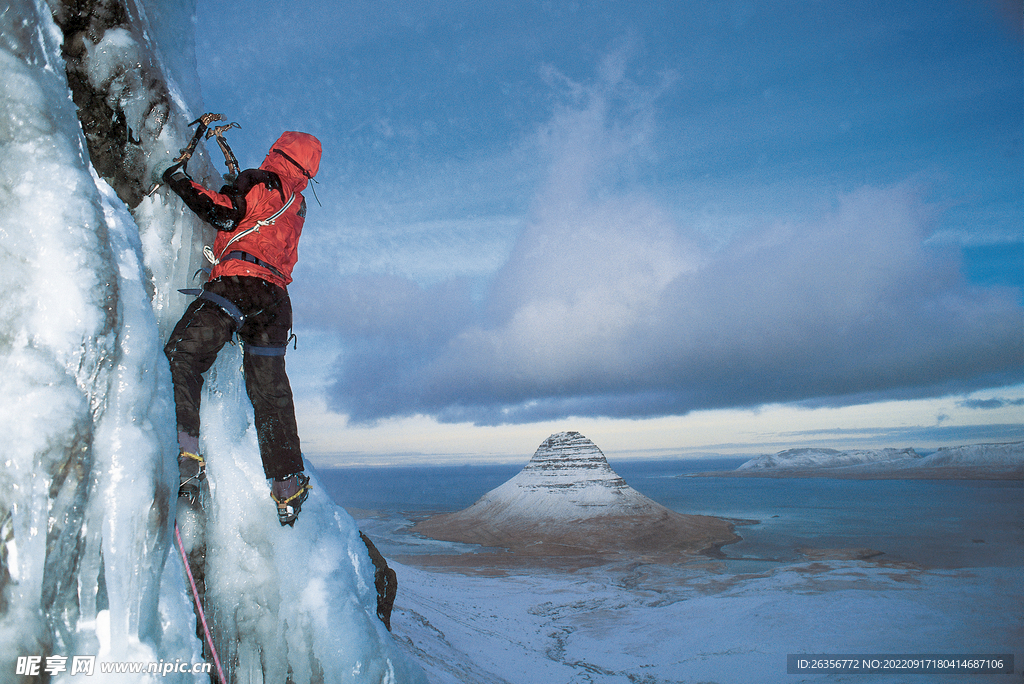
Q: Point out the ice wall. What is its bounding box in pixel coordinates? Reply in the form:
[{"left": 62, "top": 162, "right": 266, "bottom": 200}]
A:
[
  {"left": 0, "top": 1, "right": 425, "bottom": 681},
  {"left": 0, "top": 0, "right": 193, "bottom": 673}
]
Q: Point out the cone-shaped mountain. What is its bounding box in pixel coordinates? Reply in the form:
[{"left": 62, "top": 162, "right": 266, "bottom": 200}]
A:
[{"left": 414, "top": 432, "right": 738, "bottom": 557}]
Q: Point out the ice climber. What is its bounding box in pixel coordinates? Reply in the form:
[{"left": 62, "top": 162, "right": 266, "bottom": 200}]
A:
[{"left": 162, "top": 130, "right": 321, "bottom": 526}]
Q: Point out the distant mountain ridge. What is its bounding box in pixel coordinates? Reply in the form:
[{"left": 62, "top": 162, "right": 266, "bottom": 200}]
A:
[
  {"left": 414, "top": 432, "right": 738, "bottom": 556},
  {"left": 739, "top": 447, "right": 920, "bottom": 470},
  {"left": 920, "top": 442, "right": 1023, "bottom": 467},
  {"left": 722, "top": 441, "right": 1024, "bottom": 479}
]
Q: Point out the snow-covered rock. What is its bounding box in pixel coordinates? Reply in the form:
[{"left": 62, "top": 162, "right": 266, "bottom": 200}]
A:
[
  {"left": 414, "top": 432, "right": 737, "bottom": 556},
  {"left": 738, "top": 447, "right": 920, "bottom": 470},
  {"left": 918, "top": 441, "right": 1024, "bottom": 467},
  {"left": 729, "top": 442, "right": 1023, "bottom": 479}
]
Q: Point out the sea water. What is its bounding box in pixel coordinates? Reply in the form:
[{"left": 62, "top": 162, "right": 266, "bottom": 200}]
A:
[
  {"left": 317, "top": 459, "right": 1024, "bottom": 571},
  {"left": 616, "top": 459, "right": 1024, "bottom": 571}
]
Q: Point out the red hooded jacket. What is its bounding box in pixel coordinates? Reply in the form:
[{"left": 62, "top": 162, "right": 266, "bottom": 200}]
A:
[{"left": 168, "top": 131, "right": 322, "bottom": 289}]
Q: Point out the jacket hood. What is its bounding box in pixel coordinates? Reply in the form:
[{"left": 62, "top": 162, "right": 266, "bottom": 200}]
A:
[{"left": 260, "top": 131, "right": 322, "bottom": 188}]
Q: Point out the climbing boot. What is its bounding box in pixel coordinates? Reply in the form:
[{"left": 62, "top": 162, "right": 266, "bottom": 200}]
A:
[
  {"left": 271, "top": 473, "right": 311, "bottom": 527},
  {"left": 178, "top": 451, "right": 206, "bottom": 507}
]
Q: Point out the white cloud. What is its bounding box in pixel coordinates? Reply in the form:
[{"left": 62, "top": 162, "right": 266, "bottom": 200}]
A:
[{"left": 316, "top": 58, "right": 1022, "bottom": 425}]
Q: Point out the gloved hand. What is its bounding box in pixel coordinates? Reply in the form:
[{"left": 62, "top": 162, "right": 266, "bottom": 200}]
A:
[{"left": 161, "top": 161, "right": 190, "bottom": 184}]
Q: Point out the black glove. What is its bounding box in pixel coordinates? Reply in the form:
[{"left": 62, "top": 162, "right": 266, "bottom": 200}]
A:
[{"left": 162, "top": 161, "right": 189, "bottom": 184}]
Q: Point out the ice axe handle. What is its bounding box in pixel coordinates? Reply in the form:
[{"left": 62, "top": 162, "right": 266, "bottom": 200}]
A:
[
  {"left": 172, "top": 113, "right": 225, "bottom": 164},
  {"left": 208, "top": 122, "right": 241, "bottom": 177}
]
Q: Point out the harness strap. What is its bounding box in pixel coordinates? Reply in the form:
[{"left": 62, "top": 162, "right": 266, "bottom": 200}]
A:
[
  {"left": 179, "top": 288, "right": 245, "bottom": 329},
  {"left": 222, "top": 250, "right": 287, "bottom": 281},
  {"left": 246, "top": 344, "right": 288, "bottom": 357}
]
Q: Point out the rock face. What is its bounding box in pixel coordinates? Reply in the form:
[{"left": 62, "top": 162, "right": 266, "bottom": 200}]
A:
[{"left": 414, "top": 432, "right": 737, "bottom": 557}]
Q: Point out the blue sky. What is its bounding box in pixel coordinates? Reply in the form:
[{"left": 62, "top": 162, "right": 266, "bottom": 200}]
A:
[{"left": 193, "top": 0, "right": 1022, "bottom": 464}]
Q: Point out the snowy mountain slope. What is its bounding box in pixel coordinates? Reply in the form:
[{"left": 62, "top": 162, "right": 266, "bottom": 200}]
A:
[
  {"left": 738, "top": 447, "right": 921, "bottom": 470},
  {"left": 918, "top": 441, "right": 1024, "bottom": 467},
  {"left": 729, "top": 442, "right": 1023, "bottom": 479},
  {"left": 414, "top": 432, "right": 737, "bottom": 555},
  {"left": 0, "top": 1, "right": 425, "bottom": 681}
]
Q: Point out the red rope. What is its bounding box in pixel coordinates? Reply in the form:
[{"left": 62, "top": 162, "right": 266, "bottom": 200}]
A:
[{"left": 175, "top": 521, "right": 226, "bottom": 683}]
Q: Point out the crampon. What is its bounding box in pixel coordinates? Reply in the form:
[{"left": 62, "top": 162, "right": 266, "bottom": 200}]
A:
[{"left": 271, "top": 473, "right": 311, "bottom": 526}]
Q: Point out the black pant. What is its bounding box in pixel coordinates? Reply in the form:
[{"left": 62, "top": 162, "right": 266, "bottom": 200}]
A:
[{"left": 164, "top": 276, "right": 303, "bottom": 479}]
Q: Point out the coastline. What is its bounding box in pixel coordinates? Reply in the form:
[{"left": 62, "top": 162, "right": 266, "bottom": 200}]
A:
[
  {"left": 396, "top": 514, "right": 751, "bottom": 575},
  {"left": 392, "top": 544, "right": 743, "bottom": 575}
]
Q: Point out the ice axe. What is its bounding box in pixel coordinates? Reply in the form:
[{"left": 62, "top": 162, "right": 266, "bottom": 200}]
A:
[
  {"left": 174, "top": 112, "right": 224, "bottom": 164},
  {"left": 206, "top": 121, "right": 242, "bottom": 181},
  {"left": 147, "top": 113, "right": 234, "bottom": 196}
]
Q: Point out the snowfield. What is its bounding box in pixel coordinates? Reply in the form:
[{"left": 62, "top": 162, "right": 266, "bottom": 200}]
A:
[{"left": 391, "top": 558, "right": 1020, "bottom": 684}]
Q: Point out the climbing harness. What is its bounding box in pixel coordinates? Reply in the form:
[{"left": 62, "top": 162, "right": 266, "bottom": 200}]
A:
[
  {"left": 176, "top": 290, "right": 295, "bottom": 356},
  {"left": 240, "top": 332, "right": 296, "bottom": 359},
  {"left": 215, "top": 249, "right": 288, "bottom": 283},
  {"left": 174, "top": 523, "right": 226, "bottom": 683}
]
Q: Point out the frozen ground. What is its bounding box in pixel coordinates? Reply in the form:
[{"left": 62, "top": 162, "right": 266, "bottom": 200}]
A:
[
  {"left": 387, "top": 553, "right": 1021, "bottom": 684},
  {"left": 343, "top": 464, "right": 1022, "bottom": 684}
]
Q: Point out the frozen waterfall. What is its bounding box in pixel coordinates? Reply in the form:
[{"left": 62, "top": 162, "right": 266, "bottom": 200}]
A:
[{"left": 0, "top": 1, "right": 424, "bottom": 681}]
